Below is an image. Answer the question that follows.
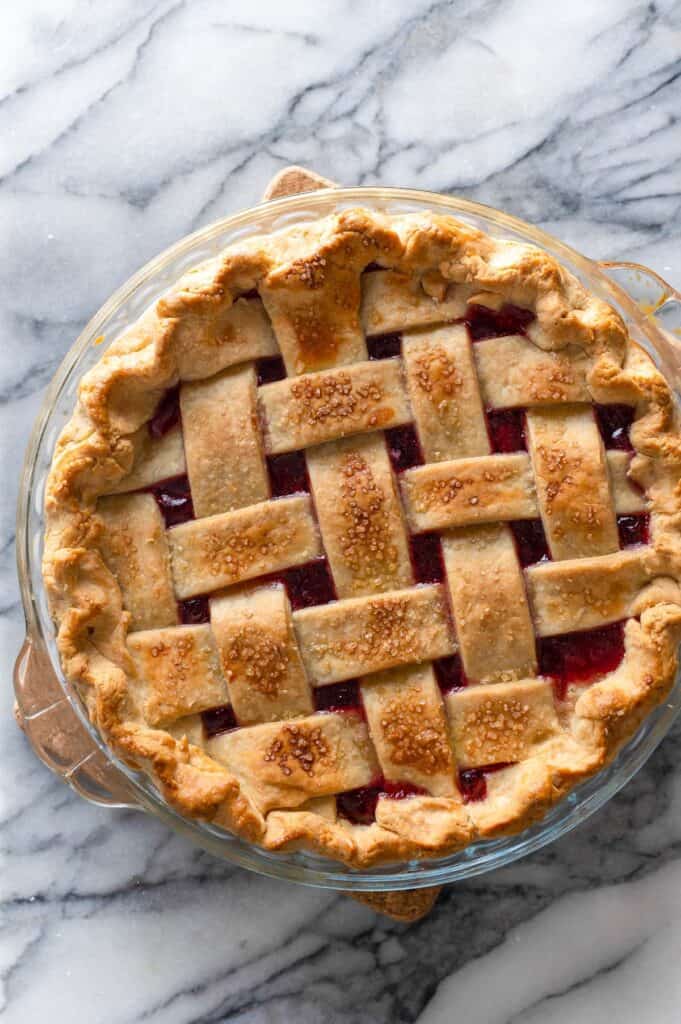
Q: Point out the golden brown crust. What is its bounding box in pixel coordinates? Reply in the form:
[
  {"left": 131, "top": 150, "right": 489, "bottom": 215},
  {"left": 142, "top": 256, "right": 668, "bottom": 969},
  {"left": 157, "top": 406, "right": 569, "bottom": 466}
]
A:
[
  {"left": 292, "top": 585, "right": 456, "bottom": 684},
  {"left": 43, "top": 207, "right": 681, "bottom": 867},
  {"left": 306, "top": 435, "right": 413, "bottom": 598},
  {"left": 180, "top": 365, "right": 269, "bottom": 515},
  {"left": 209, "top": 586, "right": 313, "bottom": 725},
  {"left": 361, "top": 665, "right": 457, "bottom": 796},
  {"left": 167, "top": 496, "right": 321, "bottom": 598},
  {"left": 442, "top": 524, "right": 537, "bottom": 682},
  {"left": 260, "top": 359, "right": 411, "bottom": 453},
  {"left": 402, "top": 324, "right": 490, "bottom": 460},
  {"left": 401, "top": 453, "right": 538, "bottom": 531}
]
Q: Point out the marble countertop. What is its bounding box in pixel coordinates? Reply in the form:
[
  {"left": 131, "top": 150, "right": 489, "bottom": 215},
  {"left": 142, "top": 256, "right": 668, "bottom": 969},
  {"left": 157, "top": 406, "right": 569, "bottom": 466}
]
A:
[{"left": 3, "top": 2, "right": 681, "bottom": 1021}]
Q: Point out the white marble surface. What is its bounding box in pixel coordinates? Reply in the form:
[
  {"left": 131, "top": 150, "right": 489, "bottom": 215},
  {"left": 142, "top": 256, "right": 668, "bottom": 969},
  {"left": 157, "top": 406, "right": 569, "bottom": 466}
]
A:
[{"left": 2, "top": 2, "right": 681, "bottom": 1021}]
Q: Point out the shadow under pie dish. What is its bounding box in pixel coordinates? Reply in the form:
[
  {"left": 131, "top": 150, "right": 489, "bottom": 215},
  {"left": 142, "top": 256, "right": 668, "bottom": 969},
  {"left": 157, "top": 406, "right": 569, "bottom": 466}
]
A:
[{"left": 40, "top": 200, "right": 681, "bottom": 869}]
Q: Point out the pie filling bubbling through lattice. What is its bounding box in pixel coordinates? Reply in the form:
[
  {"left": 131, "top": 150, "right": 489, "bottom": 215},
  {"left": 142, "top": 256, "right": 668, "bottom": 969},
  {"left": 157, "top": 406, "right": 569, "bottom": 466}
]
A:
[{"left": 130, "top": 297, "right": 648, "bottom": 827}]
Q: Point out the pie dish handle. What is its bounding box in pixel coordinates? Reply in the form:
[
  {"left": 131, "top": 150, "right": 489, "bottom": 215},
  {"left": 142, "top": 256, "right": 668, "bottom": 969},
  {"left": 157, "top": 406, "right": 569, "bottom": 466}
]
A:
[
  {"left": 14, "top": 636, "right": 141, "bottom": 809},
  {"left": 598, "top": 260, "right": 681, "bottom": 376},
  {"left": 13, "top": 631, "right": 439, "bottom": 919}
]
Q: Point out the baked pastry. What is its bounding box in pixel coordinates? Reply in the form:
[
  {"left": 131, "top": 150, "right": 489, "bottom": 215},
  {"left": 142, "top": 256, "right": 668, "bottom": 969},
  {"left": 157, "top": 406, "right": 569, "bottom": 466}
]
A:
[{"left": 43, "top": 208, "right": 681, "bottom": 867}]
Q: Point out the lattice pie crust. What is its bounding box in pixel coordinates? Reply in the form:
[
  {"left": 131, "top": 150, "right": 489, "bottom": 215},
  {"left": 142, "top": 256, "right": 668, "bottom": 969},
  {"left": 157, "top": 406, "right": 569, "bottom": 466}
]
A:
[{"left": 43, "top": 209, "right": 681, "bottom": 866}]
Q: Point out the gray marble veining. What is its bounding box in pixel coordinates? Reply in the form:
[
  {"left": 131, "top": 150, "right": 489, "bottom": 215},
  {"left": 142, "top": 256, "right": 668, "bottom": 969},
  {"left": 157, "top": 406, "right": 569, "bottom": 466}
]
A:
[{"left": 2, "top": 2, "right": 681, "bottom": 1021}]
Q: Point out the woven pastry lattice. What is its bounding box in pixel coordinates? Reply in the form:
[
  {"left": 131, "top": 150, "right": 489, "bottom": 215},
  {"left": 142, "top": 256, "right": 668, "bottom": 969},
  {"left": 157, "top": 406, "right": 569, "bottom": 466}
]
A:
[{"left": 46, "top": 210, "right": 681, "bottom": 865}]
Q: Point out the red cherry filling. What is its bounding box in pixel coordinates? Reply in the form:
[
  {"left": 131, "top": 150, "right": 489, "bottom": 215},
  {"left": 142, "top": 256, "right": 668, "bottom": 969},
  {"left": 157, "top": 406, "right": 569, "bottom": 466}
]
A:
[
  {"left": 337, "top": 785, "right": 380, "bottom": 825},
  {"left": 386, "top": 424, "right": 423, "bottom": 473},
  {"left": 465, "top": 302, "right": 535, "bottom": 341},
  {"left": 510, "top": 519, "right": 551, "bottom": 567},
  {"left": 434, "top": 653, "right": 468, "bottom": 693},
  {"left": 617, "top": 513, "right": 650, "bottom": 548},
  {"left": 178, "top": 596, "right": 210, "bottom": 625},
  {"left": 367, "top": 332, "right": 402, "bottom": 360},
  {"left": 267, "top": 451, "right": 309, "bottom": 497},
  {"left": 257, "top": 356, "right": 287, "bottom": 386},
  {"left": 538, "top": 620, "right": 625, "bottom": 700},
  {"left": 487, "top": 408, "right": 527, "bottom": 452},
  {"left": 149, "top": 385, "right": 180, "bottom": 438},
  {"left": 202, "top": 704, "right": 238, "bottom": 738},
  {"left": 284, "top": 559, "right": 337, "bottom": 610},
  {"left": 151, "top": 475, "right": 194, "bottom": 528},
  {"left": 337, "top": 777, "right": 428, "bottom": 824},
  {"left": 595, "top": 404, "right": 635, "bottom": 451},
  {"left": 458, "top": 768, "right": 487, "bottom": 803},
  {"left": 458, "top": 763, "right": 513, "bottom": 803},
  {"left": 314, "top": 679, "right": 363, "bottom": 715},
  {"left": 410, "top": 533, "right": 445, "bottom": 584}
]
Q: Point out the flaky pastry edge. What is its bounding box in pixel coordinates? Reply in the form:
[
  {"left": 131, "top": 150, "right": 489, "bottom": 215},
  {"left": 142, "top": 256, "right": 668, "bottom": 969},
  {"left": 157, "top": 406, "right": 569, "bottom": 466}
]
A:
[{"left": 43, "top": 208, "right": 681, "bottom": 867}]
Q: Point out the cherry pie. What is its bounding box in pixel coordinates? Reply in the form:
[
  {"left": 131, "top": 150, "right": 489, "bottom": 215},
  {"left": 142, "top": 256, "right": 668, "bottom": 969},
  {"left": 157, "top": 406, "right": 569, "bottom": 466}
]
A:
[{"left": 43, "top": 208, "right": 681, "bottom": 866}]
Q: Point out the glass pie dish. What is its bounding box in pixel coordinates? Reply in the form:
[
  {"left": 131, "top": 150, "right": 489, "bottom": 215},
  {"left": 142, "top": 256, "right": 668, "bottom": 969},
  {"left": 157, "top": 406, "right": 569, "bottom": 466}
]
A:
[{"left": 14, "top": 178, "right": 681, "bottom": 893}]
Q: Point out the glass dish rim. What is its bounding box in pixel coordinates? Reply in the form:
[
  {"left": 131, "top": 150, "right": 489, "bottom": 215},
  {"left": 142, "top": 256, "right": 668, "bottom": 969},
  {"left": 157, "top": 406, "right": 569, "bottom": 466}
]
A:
[{"left": 16, "top": 185, "right": 681, "bottom": 891}]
